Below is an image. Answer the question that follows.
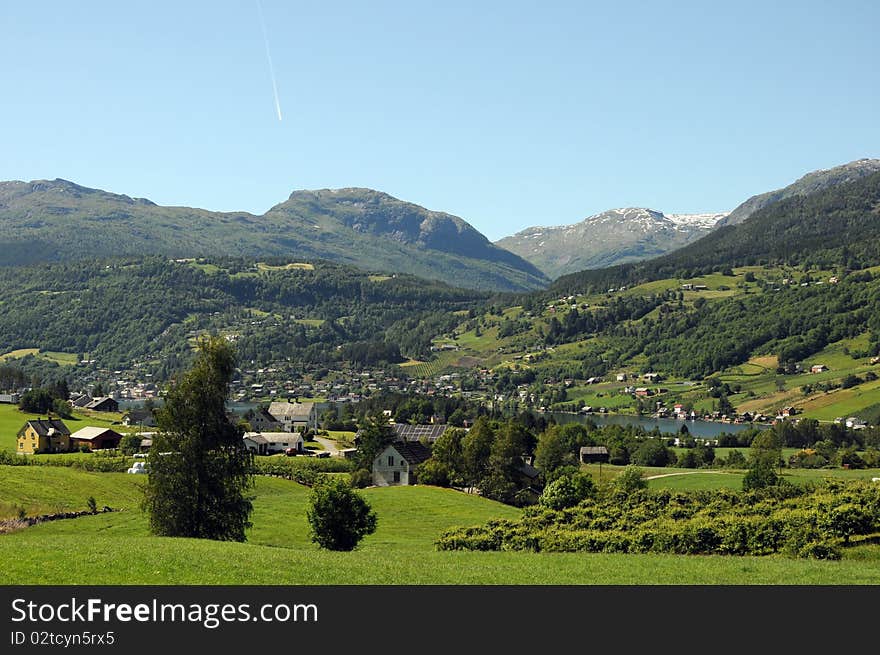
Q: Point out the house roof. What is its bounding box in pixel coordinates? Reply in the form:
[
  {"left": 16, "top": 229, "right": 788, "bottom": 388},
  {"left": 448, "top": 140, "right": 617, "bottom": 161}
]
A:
[
  {"left": 20, "top": 419, "right": 71, "bottom": 437},
  {"left": 253, "top": 408, "right": 279, "bottom": 421},
  {"left": 580, "top": 446, "right": 609, "bottom": 455},
  {"left": 516, "top": 461, "right": 540, "bottom": 479},
  {"left": 391, "top": 423, "right": 450, "bottom": 443},
  {"left": 124, "top": 408, "right": 155, "bottom": 423},
  {"left": 70, "top": 426, "right": 122, "bottom": 442},
  {"left": 86, "top": 396, "right": 117, "bottom": 409},
  {"left": 379, "top": 441, "right": 432, "bottom": 466},
  {"left": 268, "top": 401, "right": 315, "bottom": 419},
  {"left": 243, "top": 433, "right": 269, "bottom": 445},
  {"left": 245, "top": 431, "right": 303, "bottom": 446}
]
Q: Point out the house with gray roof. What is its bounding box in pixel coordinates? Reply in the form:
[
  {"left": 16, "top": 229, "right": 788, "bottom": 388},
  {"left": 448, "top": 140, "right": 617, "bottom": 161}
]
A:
[
  {"left": 372, "top": 441, "right": 432, "bottom": 486},
  {"left": 267, "top": 401, "right": 317, "bottom": 432}
]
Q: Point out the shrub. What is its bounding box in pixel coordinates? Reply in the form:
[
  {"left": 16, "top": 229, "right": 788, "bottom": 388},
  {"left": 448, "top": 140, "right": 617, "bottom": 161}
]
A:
[
  {"left": 612, "top": 466, "right": 647, "bottom": 494},
  {"left": 538, "top": 472, "right": 595, "bottom": 510},
  {"left": 306, "top": 476, "right": 377, "bottom": 551},
  {"left": 349, "top": 468, "right": 372, "bottom": 489}
]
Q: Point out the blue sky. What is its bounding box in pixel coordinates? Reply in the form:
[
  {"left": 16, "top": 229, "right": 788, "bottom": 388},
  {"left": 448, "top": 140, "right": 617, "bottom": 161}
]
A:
[{"left": 2, "top": 0, "right": 878, "bottom": 241}]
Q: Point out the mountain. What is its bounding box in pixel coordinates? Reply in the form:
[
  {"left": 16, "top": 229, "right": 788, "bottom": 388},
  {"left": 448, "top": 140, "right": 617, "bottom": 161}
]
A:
[
  {"left": 495, "top": 208, "right": 728, "bottom": 279},
  {"left": 549, "top": 168, "right": 880, "bottom": 295},
  {"left": 0, "top": 180, "right": 549, "bottom": 293},
  {"left": 721, "top": 158, "right": 880, "bottom": 226}
]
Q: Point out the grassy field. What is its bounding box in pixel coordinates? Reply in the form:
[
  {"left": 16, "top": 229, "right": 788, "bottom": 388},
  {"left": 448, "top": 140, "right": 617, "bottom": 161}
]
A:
[
  {"left": 0, "top": 348, "right": 40, "bottom": 361},
  {"left": 399, "top": 350, "right": 464, "bottom": 378},
  {"left": 0, "top": 467, "right": 145, "bottom": 519},
  {"left": 0, "top": 348, "right": 78, "bottom": 366},
  {"left": 3, "top": 466, "right": 880, "bottom": 584}
]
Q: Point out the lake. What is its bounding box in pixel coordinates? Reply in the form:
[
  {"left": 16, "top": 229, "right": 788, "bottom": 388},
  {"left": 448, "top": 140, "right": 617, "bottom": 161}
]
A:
[{"left": 549, "top": 412, "right": 771, "bottom": 438}]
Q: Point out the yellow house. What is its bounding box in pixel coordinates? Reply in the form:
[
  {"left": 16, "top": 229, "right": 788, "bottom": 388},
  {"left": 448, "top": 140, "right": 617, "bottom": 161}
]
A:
[{"left": 16, "top": 419, "right": 72, "bottom": 454}]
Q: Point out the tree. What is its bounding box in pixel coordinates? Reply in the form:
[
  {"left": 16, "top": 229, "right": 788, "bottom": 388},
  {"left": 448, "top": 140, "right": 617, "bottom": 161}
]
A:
[
  {"left": 306, "top": 476, "right": 377, "bottom": 551},
  {"left": 428, "top": 427, "right": 467, "bottom": 486},
  {"left": 631, "top": 438, "right": 673, "bottom": 467},
  {"left": 538, "top": 472, "right": 595, "bottom": 509},
  {"left": 613, "top": 465, "right": 647, "bottom": 493},
  {"left": 534, "top": 425, "right": 574, "bottom": 481},
  {"left": 119, "top": 433, "right": 143, "bottom": 455},
  {"left": 742, "top": 453, "right": 780, "bottom": 490},
  {"left": 479, "top": 420, "right": 534, "bottom": 505},
  {"left": 141, "top": 336, "right": 254, "bottom": 542},
  {"left": 461, "top": 417, "right": 495, "bottom": 488},
  {"left": 355, "top": 411, "right": 397, "bottom": 471}
]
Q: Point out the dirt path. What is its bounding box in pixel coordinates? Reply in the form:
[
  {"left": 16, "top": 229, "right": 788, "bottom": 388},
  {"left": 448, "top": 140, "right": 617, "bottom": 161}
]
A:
[
  {"left": 644, "top": 471, "right": 733, "bottom": 480},
  {"left": 313, "top": 435, "right": 341, "bottom": 457}
]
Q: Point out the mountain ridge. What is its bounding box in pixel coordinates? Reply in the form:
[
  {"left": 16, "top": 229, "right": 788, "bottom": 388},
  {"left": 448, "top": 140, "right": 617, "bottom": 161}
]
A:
[
  {"left": 0, "top": 180, "right": 549, "bottom": 293},
  {"left": 721, "top": 158, "right": 880, "bottom": 226},
  {"left": 495, "top": 207, "right": 728, "bottom": 278}
]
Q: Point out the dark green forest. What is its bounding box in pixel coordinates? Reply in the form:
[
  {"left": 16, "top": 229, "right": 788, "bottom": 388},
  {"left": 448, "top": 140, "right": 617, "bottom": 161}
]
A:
[{"left": 0, "top": 257, "right": 487, "bottom": 375}]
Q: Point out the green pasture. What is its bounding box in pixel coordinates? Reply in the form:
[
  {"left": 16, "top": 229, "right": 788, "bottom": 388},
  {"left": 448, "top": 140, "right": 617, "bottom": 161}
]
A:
[{"left": 3, "top": 467, "right": 880, "bottom": 584}]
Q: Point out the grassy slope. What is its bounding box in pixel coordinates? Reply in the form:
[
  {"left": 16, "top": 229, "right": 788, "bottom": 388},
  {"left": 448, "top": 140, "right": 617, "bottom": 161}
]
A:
[{"left": 2, "top": 467, "right": 880, "bottom": 584}]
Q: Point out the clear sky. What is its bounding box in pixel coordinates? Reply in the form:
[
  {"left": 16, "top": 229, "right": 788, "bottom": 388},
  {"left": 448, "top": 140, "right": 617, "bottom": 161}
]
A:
[{"left": 3, "top": 0, "right": 878, "bottom": 241}]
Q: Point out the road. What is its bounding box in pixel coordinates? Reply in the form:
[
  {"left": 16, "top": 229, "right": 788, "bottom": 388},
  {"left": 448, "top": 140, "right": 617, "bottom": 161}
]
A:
[{"left": 313, "top": 435, "right": 341, "bottom": 457}]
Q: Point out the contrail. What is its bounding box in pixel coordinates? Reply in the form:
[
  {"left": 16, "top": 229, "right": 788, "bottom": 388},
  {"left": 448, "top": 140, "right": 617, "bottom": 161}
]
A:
[{"left": 256, "top": 0, "right": 282, "bottom": 121}]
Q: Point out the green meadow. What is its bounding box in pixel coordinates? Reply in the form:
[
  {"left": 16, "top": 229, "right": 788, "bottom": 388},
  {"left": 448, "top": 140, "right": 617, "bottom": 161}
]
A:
[{"left": 2, "top": 466, "right": 880, "bottom": 585}]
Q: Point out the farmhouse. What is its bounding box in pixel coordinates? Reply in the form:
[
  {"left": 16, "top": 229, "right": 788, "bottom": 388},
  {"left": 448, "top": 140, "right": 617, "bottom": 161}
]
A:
[
  {"left": 0, "top": 393, "right": 20, "bottom": 404},
  {"left": 248, "top": 407, "right": 282, "bottom": 432},
  {"left": 121, "top": 408, "right": 157, "bottom": 428},
  {"left": 810, "top": 364, "right": 829, "bottom": 373},
  {"left": 69, "top": 393, "right": 92, "bottom": 408},
  {"left": 372, "top": 441, "right": 432, "bottom": 486},
  {"left": 85, "top": 396, "right": 120, "bottom": 413},
  {"left": 16, "top": 419, "right": 71, "bottom": 454},
  {"left": 243, "top": 431, "right": 304, "bottom": 455},
  {"left": 69, "top": 426, "right": 123, "bottom": 450},
  {"left": 267, "top": 401, "right": 317, "bottom": 432},
  {"left": 580, "top": 445, "right": 609, "bottom": 464}
]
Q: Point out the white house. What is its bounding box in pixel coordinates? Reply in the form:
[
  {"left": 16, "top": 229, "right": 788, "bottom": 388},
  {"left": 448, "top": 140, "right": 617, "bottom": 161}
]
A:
[
  {"left": 372, "top": 442, "right": 431, "bottom": 487},
  {"left": 243, "top": 431, "right": 304, "bottom": 455},
  {"left": 267, "top": 401, "right": 318, "bottom": 432}
]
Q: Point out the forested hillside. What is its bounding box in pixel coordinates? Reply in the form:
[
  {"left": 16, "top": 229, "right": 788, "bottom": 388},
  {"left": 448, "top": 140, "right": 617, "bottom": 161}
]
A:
[{"left": 0, "top": 257, "right": 487, "bottom": 375}]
